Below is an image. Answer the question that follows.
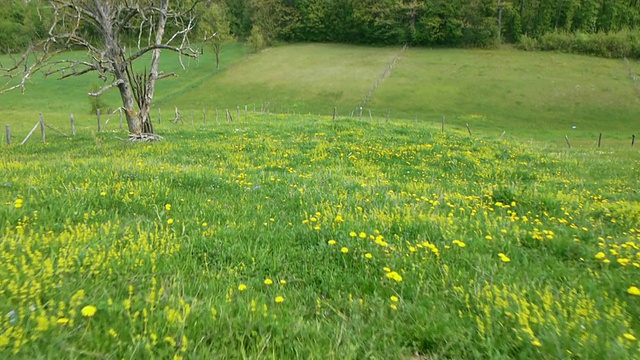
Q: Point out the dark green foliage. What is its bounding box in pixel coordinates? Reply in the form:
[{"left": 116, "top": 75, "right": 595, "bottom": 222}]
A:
[
  {"left": 2, "top": 1, "right": 640, "bottom": 54},
  {"left": 517, "top": 30, "right": 640, "bottom": 59}
]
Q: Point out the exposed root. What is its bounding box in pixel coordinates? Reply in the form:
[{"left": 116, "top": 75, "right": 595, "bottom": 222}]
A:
[{"left": 129, "top": 133, "right": 164, "bottom": 142}]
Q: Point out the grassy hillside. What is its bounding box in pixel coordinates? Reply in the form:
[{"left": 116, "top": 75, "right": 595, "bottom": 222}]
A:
[
  {"left": 2, "top": 43, "right": 639, "bottom": 147},
  {"left": 1, "top": 115, "right": 639, "bottom": 358}
]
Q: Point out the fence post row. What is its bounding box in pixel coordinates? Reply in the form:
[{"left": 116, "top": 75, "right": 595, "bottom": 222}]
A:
[{"left": 5, "top": 125, "right": 10, "bottom": 145}]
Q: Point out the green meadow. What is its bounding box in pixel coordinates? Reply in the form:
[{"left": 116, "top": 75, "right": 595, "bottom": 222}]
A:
[{"left": 1, "top": 44, "right": 640, "bottom": 358}]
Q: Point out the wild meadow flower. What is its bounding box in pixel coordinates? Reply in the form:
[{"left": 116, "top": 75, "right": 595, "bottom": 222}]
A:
[
  {"left": 264, "top": 278, "right": 273, "bottom": 285},
  {"left": 623, "top": 333, "right": 637, "bottom": 341},
  {"left": 365, "top": 253, "right": 373, "bottom": 259},
  {"left": 275, "top": 296, "right": 284, "bottom": 303},
  {"left": 327, "top": 240, "right": 337, "bottom": 245},
  {"left": 386, "top": 271, "right": 403, "bottom": 282},
  {"left": 349, "top": 231, "right": 357, "bottom": 237},
  {"left": 341, "top": 247, "right": 349, "bottom": 254},
  {"left": 56, "top": 318, "right": 70, "bottom": 325},
  {"left": 452, "top": 240, "right": 466, "bottom": 247},
  {"left": 238, "top": 284, "right": 247, "bottom": 291},
  {"left": 595, "top": 252, "right": 606, "bottom": 260},
  {"left": 498, "top": 253, "right": 511, "bottom": 263},
  {"left": 628, "top": 286, "right": 640, "bottom": 296},
  {"left": 165, "top": 204, "right": 172, "bottom": 211},
  {"left": 280, "top": 279, "right": 287, "bottom": 285},
  {"left": 81, "top": 305, "right": 97, "bottom": 317},
  {"left": 14, "top": 199, "right": 23, "bottom": 209},
  {"left": 167, "top": 218, "right": 174, "bottom": 225},
  {"left": 531, "top": 339, "right": 542, "bottom": 347},
  {"left": 390, "top": 296, "right": 399, "bottom": 302}
]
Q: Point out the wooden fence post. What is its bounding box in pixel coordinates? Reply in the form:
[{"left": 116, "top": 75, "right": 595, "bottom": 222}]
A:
[
  {"left": 21, "top": 121, "right": 40, "bottom": 145},
  {"left": 215, "top": 109, "right": 219, "bottom": 125},
  {"left": 70, "top": 114, "right": 76, "bottom": 136},
  {"left": 333, "top": 107, "right": 337, "bottom": 120},
  {"left": 97, "top": 109, "right": 101, "bottom": 132},
  {"left": 245, "top": 105, "right": 248, "bottom": 120},
  {"left": 369, "top": 109, "right": 373, "bottom": 121},
  {"left": 119, "top": 110, "right": 123, "bottom": 130},
  {"left": 565, "top": 135, "right": 571, "bottom": 149},
  {"left": 39, "top": 113, "right": 46, "bottom": 143},
  {"left": 386, "top": 109, "right": 391, "bottom": 123},
  {"left": 158, "top": 108, "right": 162, "bottom": 124},
  {"left": 236, "top": 106, "right": 240, "bottom": 120},
  {"left": 5, "top": 125, "right": 9, "bottom": 145},
  {"left": 441, "top": 115, "right": 445, "bottom": 132},
  {"left": 466, "top": 123, "right": 472, "bottom": 136},
  {"left": 191, "top": 110, "right": 194, "bottom": 125},
  {"left": 203, "top": 108, "right": 207, "bottom": 123},
  {"left": 633, "top": 135, "right": 636, "bottom": 146},
  {"left": 598, "top": 133, "right": 602, "bottom": 147}
]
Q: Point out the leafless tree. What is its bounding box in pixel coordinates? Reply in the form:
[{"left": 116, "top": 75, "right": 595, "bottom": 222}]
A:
[{"left": 0, "top": 0, "right": 206, "bottom": 140}]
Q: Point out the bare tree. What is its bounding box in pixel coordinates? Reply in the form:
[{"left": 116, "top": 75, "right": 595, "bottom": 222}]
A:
[{"left": 0, "top": 0, "right": 205, "bottom": 140}]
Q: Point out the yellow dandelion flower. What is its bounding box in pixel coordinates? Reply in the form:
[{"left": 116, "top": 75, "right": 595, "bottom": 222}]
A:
[
  {"left": 595, "top": 252, "right": 606, "bottom": 260},
  {"left": 628, "top": 286, "right": 640, "bottom": 296},
  {"left": 386, "top": 271, "right": 403, "bottom": 282},
  {"left": 280, "top": 279, "right": 287, "bottom": 285},
  {"left": 390, "top": 296, "right": 399, "bottom": 302},
  {"left": 349, "top": 231, "right": 357, "bottom": 237},
  {"left": 202, "top": 222, "right": 208, "bottom": 227},
  {"left": 81, "top": 305, "right": 97, "bottom": 317},
  {"left": 56, "top": 318, "right": 70, "bottom": 325},
  {"left": 364, "top": 253, "right": 373, "bottom": 259},
  {"left": 165, "top": 204, "right": 171, "bottom": 211},
  {"left": 498, "top": 253, "right": 511, "bottom": 263},
  {"left": 359, "top": 232, "right": 367, "bottom": 239},
  {"left": 264, "top": 278, "right": 273, "bottom": 285},
  {"left": 167, "top": 218, "right": 174, "bottom": 225},
  {"left": 109, "top": 329, "right": 118, "bottom": 338},
  {"left": 390, "top": 304, "right": 398, "bottom": 310},
  {"left": 327, "top": 240, "right": 337, "bottom": 245},
  {"left": 100, "top": 191, "right": 106, "bottom": 196},
  {"left": 238, "top": 284, "right": 248, "bottom": 291},
  {"left": 341, "top": 247, "right": 349, "bottom": 254},
  {"left": 623, "top": 333, "right": 637, "bottom": 341},
  {"left": 14, "top": 199, "right": 23, "bottom": 209},
  {"left": 275, "top": 296, "right": 284, "bottom": 303}
]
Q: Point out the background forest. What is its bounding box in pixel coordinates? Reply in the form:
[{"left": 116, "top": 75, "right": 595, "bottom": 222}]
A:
[{"left": 2, "top": 1, "right": 640, "bottom": 57}]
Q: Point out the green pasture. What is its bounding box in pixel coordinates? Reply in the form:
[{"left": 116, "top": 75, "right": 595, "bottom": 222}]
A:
[
  {"left": 1, "top": 115, "right": 640, "bottom": 358},
  {"left": 2, "top": 43, "right": 639, "bottom": 147}
]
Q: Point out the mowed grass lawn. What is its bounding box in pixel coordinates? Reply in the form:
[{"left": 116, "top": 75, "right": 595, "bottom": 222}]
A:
[{"left": 1, "top": 115, "right": 640, "bottom": 358}]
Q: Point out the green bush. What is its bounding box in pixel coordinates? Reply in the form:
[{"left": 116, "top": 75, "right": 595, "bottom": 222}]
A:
[{"left": 522, "top": 30, "right": 640, "bottom": 59}]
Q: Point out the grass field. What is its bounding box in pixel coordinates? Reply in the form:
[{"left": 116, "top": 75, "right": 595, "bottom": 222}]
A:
[
  {"left": 1, "top": 43, "right": 640, "bottom": 358},
  {"left": 2, "top": 43, "right": 639, "bottom": 147},
  {"left": 1, "top": 115, "right": 639, "bottom": 358}
]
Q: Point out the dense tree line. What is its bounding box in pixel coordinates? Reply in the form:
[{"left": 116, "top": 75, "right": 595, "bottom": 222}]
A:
[
  {"left": 225, "top": 0, "right": 640, "bottom": 47},
  {"left": 2, "top": 0, "right": 640, "bottom": 53}
]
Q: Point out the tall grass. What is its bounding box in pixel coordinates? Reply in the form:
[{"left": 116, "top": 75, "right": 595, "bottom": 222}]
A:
[{"left": 0, "top": 115, "right": 639, "bottom": 358}]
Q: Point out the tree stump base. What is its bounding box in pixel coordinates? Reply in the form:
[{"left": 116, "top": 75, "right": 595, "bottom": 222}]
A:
[{"left": 129, "top": 133, "right": 164, "bottom": 142}]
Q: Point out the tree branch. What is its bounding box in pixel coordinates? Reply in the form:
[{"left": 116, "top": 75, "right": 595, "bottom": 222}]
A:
[{"left": 88, "top": 79, "right": 124, "bottom": 96}]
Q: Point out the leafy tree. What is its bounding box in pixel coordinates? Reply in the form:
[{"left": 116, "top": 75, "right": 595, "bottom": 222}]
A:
[{"left": 198, "top": 1, "right": 233, "bottom": 71}]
